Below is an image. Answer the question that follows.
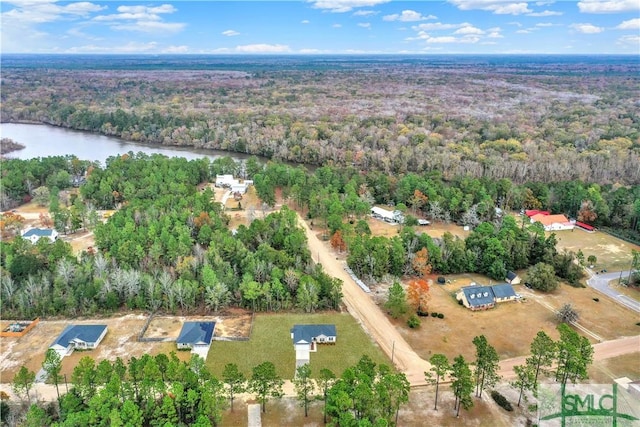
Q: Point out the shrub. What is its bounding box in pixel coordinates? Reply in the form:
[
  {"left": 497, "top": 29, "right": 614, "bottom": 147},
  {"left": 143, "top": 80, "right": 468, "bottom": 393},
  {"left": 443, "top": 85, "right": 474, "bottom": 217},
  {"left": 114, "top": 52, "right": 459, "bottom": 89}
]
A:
[
  {"left": 407, "top": 315, "right": 421, "bottom": 329},
  {"left": 417, "top": 310, "right": 429, "bottom": 317},
  {"left": 593, "top": 298, "right": 599, "bottom": 302},
  {"left": 431, "top": 312, "right": 438, "bottom": 318},
  {"left": 437, "top": 313, "right": 444, "bottom": 319},
  {"left": 491, "top": 390, "right": 513, "bottom": 412}
]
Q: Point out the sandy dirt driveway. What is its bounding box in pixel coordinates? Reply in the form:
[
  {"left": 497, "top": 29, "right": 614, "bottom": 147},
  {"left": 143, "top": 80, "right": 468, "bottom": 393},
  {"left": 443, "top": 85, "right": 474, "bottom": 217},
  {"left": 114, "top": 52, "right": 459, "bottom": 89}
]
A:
[{"left": 296, "top": 214, "right": 432, "bottom": 385}]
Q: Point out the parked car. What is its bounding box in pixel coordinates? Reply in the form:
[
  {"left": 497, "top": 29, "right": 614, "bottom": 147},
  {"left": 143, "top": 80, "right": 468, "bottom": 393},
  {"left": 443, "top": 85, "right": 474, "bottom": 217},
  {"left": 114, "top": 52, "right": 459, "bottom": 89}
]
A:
[{"left": 524, "top": 282, "right": 533, "bottom": 289}]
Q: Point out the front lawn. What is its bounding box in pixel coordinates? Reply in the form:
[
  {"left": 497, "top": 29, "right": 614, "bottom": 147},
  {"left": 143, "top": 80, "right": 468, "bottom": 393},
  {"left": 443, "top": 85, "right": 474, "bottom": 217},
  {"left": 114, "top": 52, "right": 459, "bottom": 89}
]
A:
[{"left": 206, "top": 312, "right": 389, "bottom": 379}]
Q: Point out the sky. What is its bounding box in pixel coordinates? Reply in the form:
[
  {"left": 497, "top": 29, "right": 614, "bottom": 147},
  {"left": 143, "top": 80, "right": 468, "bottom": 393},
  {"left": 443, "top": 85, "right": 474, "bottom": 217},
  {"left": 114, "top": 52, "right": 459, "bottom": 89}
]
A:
[{"left": 1, "top": 0, "right": 639, "bottom": 54}]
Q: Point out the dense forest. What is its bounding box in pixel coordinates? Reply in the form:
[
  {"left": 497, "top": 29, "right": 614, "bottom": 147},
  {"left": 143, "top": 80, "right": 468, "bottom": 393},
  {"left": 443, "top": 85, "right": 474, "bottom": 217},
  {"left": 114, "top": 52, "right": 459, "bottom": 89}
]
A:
[
  {"left": 1, "top": 56, "right": 639, "bottom": 185},
  {"left": 0, "top": 154, "right": 342, "bottom": 319},
  {"left": 2, "top": 154, "right": 638, "bottom": 319}
]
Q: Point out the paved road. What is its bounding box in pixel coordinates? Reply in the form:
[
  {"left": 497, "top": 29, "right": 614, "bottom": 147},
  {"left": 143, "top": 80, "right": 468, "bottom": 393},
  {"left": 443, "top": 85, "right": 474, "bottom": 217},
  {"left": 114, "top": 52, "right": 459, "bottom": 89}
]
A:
[{"left": 586, "top": 270, "right": 640, "bottom": 313}]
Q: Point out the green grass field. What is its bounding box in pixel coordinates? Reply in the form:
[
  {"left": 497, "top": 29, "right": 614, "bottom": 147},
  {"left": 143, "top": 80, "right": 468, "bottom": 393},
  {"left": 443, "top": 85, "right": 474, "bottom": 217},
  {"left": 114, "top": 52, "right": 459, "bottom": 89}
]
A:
[{"left": 206, "top": 312, "right": 390, "bottom": 380}]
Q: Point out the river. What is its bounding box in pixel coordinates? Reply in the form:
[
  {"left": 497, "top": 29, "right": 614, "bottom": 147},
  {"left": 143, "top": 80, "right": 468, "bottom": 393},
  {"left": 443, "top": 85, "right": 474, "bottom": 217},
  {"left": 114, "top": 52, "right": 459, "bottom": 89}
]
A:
[{"left": 0, "top": 123, "right": 257, "bottom": 165}]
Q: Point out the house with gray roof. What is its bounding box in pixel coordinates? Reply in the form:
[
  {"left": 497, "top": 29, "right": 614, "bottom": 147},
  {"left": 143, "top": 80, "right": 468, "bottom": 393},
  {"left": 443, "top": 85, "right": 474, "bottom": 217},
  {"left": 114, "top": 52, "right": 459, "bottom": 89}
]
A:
[
  {"left": 176, "top": 322, "right": 216, "bottom": 350},
  {"left": 21, "top": 228, "right": 58, "bottom": 244},
  {"left": 49, "top": 324, "right": 108, "bottom": 357},
  {"left": 291, "top": 324, "right": 336, "bottom": 367},
  {"left": 456, "top": 283, "right": 517, "bottom": 311}
]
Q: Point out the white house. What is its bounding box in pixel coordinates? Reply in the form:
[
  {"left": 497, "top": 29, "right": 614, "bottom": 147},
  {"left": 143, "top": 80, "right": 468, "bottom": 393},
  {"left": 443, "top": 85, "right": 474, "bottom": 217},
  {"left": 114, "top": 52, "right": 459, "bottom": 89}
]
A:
[
  {"left": 21, "top": 228, "right": 58, "bottom": 244},
  {"left": 215, "top": 175, "right": 236, "bottom": 188},
  {"left": 530, "top": 213, "right": 574, "bottom": 231},
  {"left": 291, "top": 324, "right": 336, "bottom": 367},
  {"left": 49, "top": 325, "right": 108, "bottom": 358},
  {"left": 231, "top": 183, "right": 248, "bottom": 194},
  {"left": 371, "top": 207, "right": 404, "bottom": 224}
]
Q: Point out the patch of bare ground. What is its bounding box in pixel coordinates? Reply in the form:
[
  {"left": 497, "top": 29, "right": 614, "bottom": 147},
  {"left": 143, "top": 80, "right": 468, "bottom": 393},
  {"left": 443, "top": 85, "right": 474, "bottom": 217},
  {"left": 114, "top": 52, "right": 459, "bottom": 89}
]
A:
[
  {"left": 0, "top": 309, "right": 253, "bottom": 384},
  {"left": 367, "top": 216, "right": 470, "bottom": 240},
  {"left": 540, "top": 283, "right": 640, "bottom": 340},
  {"left": 551, "top": 228, "right": 640, "bottom": 272},
  {"left": 377, "top": 272, "right": 639, "bottom": 364},
  {"left": 609, "top": 280, "right": 640, "bottom": 303},
  {"left": 589, "top": 352, "right": 640, "bottom": 383}
]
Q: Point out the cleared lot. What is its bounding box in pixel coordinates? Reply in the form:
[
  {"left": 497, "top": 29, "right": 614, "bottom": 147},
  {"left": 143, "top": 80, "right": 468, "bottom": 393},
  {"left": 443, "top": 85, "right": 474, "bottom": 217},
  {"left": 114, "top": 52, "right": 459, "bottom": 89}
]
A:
[
  {"left": 0, "top": 311, "right": 253, "bottom": 383},
  {"left": 387, "top": 273, "right": 640, "bottom": 363}
]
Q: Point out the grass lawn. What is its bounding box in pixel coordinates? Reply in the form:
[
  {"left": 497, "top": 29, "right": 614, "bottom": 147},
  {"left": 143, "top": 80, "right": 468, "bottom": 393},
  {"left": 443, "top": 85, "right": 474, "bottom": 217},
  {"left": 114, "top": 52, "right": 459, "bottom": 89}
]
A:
[
  {"left": 206, "top": 312, "right": 389, "bottom": 380},
  {"left": 551, "top": 228, "right": 640, "bottom": 272}
]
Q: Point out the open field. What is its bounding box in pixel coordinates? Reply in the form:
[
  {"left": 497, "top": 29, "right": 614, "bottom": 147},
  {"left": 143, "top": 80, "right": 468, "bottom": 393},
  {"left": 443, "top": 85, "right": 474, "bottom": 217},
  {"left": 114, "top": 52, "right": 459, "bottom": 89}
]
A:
[
  {"left": 205, "top": 312, "right": 389, "bottom": 380},
  {"left": 0, "top": 311, "right": 254, "bottom": 384},
  {"left": 367, "top": 216, "right": 470, "bottom": 240},
  {"left": 551, "top": 228, "right": 640, "bottom": 272},
  {"left": 382, "top": 273, "right": 640, "bottom": 363},
  {"left": 589, "top": 352, "right": 640, "bottom": 384}
]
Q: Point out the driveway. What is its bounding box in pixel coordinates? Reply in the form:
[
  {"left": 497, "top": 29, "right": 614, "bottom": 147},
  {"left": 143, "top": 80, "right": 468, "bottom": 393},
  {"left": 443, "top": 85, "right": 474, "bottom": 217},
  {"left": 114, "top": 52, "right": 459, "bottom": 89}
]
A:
[{"left": 586, "top": 270, "right": 640, "bottom": 313}]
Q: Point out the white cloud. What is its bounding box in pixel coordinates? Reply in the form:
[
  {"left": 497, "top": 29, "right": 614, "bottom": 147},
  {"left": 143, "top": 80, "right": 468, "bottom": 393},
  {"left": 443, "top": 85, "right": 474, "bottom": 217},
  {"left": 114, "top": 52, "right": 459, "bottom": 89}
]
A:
[
  {"left": 117, "top": 4, "right": 176, "bottom": 14},
  {"left": 353, "top": 10, "right": 377, "bottom": 16},
  {"left": 235, "top": 44, "right": 291, "bottom": 53},
  {"left": 91, "top": 3, "right": 185, "bottom": 35},
  {"left": 570, "top": 23, "right": 604, "bottom": 33},
  {"left": 358, "top": 22, "right": 371, "bottom": 28},
  {"left": 412, "top": 22, "right": 459, "bottom": 31},
  {"left": 508, "top": 21, "right": 522, "bottom": 26},
  {"left": 332, "top": 23, "right": 342, "bottom": 28},
  {"left": 454, "top": 25, "right": 485, "bottom": 34},
  {"left": 516, "top": 29, "right": 531, "bottom": 33},
  {"left": 577, "top": 0, "right": 639, "bottom": 13},
  {"left": 1, "top": 0, "right": 107, "bottom": 52},
  {"left": 301, "top": 19, "right": 310, "bottom": 24},
  {"left": 426, "top": 35, "right": 481, "bottom": 43},
  {"left": 309, "top": 0, "right": 391, "bottom": 13},
  {"left": 617, "top": 34, "right": 640, "bottom": 44},
  {"left": 616, "top": 18, "right": 640, "bottom": 30},
  {"left": 111, "top": 21, "right": 185, "bottom": 34},
  {"left": 383, "top": 10, "right": 436, "bottom": 22},
  {"left": 222, "top": 30, "right": 240, "bottom": 36},
  {"left": 299, "top": 48, "right": 327, "bottom": 53},
  {"left": 487, "top": 28, "right": 504, "bottom": 38},
  {"left": 527, "top": 10, "right": 563, "bottom": 16},
  {"left": 163, "top": 45, "right": 189, "bottom": 53},
  {"left": 448, "top": 0, "right": 532, "bottom": 15},
  {"left": 67, "top": 41, "right": 159, "bottom": 53},
  {"left": 536, "top": 22, "right": 554, "bottom": 27}
]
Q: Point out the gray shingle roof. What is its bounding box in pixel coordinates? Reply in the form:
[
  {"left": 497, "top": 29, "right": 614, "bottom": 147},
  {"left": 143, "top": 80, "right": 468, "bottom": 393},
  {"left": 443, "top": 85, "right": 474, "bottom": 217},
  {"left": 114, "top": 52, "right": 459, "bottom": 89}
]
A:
[
  {"left": 177, "top": 322, "right": 216, "bottom": 345},
  {"left": 506, "top": 271, "right": 518, "bottom": 281},
  {"left": 461, "top": 286, "right": 495, "bottom": 307},
  {"left": 291, "top": 324, "right": 336, "bottom": 343},
  {"left": 51, "top": 325, "right": 107, "bottom": 347},
  {"left": 491, "top": 283, "right": 517, "bottom": 299}
]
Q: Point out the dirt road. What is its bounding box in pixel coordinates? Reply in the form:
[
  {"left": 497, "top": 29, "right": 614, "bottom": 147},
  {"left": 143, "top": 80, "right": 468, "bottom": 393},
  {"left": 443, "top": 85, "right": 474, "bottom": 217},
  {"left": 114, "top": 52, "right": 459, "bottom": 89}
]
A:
[
  {"left": 497, "top": 334, "right": 640, "bottom": 380},
  {"left": 296, "top": 215, "right": 432, "bottom": 385}
]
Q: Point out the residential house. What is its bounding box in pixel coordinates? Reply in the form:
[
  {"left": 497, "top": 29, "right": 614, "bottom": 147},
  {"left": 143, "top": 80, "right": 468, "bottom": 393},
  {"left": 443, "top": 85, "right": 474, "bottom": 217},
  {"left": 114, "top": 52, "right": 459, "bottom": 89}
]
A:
[
  {"left": 506, "top": 271, "right": 521, "bottom": 285},
  {"left": 21, "top": 228, "right": 58, "bottom": 244},
  {"left": 176, "top": 321, "right": 216, "bottom": 350},
  {"left": 291, "top": 324, "right": 336, "bottom": 366},
  {"left": 456, "top": 283, "right": 517, "bottom": 311},
  {"left": 215, "top": 175, "right": 235, "bottom": 188},
  {"left": 49, "top": 325, "right": 108, "bottom": 358},
  {"left": 530, "top": 213, "right": 574, "bottom": 231},
  {"left": 371, "top": 207, "right": 404, "bottom": 224}
]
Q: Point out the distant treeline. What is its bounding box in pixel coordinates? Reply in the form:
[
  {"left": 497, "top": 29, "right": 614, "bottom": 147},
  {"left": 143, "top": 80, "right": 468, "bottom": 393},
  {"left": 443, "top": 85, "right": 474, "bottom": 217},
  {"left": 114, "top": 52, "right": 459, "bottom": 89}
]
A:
[{"left": 1, "top": 58, "right": 638, "bottom": 185}]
